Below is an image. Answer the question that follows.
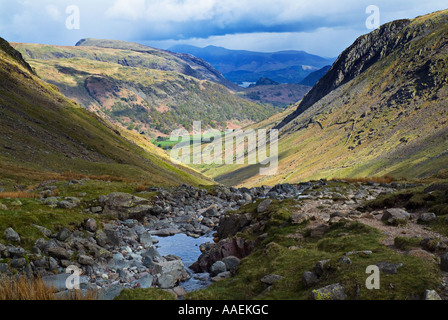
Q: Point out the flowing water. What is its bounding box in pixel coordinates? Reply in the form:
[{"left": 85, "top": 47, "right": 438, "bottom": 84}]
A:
[{"left": 153, "top": 233, "right": 214, "bottom": 293}]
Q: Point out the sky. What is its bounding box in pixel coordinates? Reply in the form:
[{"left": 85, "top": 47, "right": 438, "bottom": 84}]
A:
[{"left": 0, "top": 0, "right": 446, "bottom": 57}]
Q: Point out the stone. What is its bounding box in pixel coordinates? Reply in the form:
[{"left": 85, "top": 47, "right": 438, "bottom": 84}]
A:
[
  {"left": 42, "top": 197, "right": 59, "bottom": 206},
  {"left": 210, "top": 261, "right": 227, "bottom": 276},
  {"left": 260, "top": 274, "right": 284, "bottom": 286},
  {"left": 290, "top": 213, "right": 308, "bottom": 225},
  {"left": 314, "top": 259, "right": 331, "bottom": 277},
  {"left": 173, "top": 286, "right": 187, "bottom": 297},
  {"left": 0, "top": 203, "right": 8, "bottom": 210},
  {"left": 4, "top": 227, "right": 21, "bottom": 242},
  {"left": 84, "top": 218, "right": 98, "bottom": 233},
  {"left": 103, "top": 224, "right": 120, "bottom": 247},
  {"left": 257, "top": 199, "right": 272, "bottom": 214},
  {"left": 99, "top": 192, "right": 151, "bottom": 220},
  {"left": 376, "top": 261, "right": 403, "bottom": 274},
  {"left": 424, "top": 290, "right": 442, "bottom": 300},
  {"left": 0, "top": 263, "right": 9, "bottom": 273},
  {"left": 139, "top": 232, "right": 155, "bottom": 248},
  {"left": 47, "top": 247, "right": 71, "bottom": 260},
  {"left": 10, "top": 258, "right": 27, "bottom": 269},
  {"left": 204, "top": 205, "right": 220, "bottom": 217},
  {"left": 211, "top": 271, "right": 231, "bottom": 282},
  {"left": 381, "top": 208, "right": 410, "bottom": 226},
  {"left": 153, "top": 259, "right": 190, "bottom": 288},
  {"left": 158, "top": 274, "right": 175, "bottom": 289},
  {"left": 78, "top": 255, "right": 94, "bottom": 266},
  {"left": 56, "top": 228, "right": 71, "bottom": 242},
  {"left": 33, "top": 224, "right": 52, "bottom": 238},
  {"left": 57, "top": 197, "right": 80, "bottom": 209},
  {"left": 133, "top": 274, "right": 154, "bottom": 289},
  {"left": 222, "top": 256, "right": 240, "bottom": 274},
  {"left": 302, "top": 271, "right": 319, "bottom": 288},
  {"left": 311, "top": 283, "right": 347, "bottom": 300},
  {"left": 90, "top": 206, "right": 103, "bottom": 214},
  {"left": 418, "top": 212, "right": 437, "bottom": 223},
  {"left": 338, "top": 256, "right": 352, "bottom": 265}
]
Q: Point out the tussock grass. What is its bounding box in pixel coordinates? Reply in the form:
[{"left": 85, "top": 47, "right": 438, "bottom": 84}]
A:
[
  {"left": 0, "top": 191, "right": 39, "bottom": 199},
  {"left": 0, "top": 275, "right": 98, "bottom": 300}
]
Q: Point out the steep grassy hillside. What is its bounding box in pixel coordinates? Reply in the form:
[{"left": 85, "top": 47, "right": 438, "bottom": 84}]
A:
[
  {"left": 0, "top": 37, "right": 213, "bottom": 189},
  {"left": 13, "top": 41, "right": 276, "bottom": 137},
  {"left": 197, "top": 9, "right": 448, "bottom": 187}
]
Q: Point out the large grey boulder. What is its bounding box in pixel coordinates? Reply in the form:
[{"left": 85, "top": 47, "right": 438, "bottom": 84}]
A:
[
  {"left": 381, "top": 208, "right": 410, "bottom": 225},
  {"left": 4, "top": 228, "right": 21, "bottom": 243},
  {"left": 257, "top": 199, "right": 272, "bottom": 214},
  {"left": 99, "top": 192, "right": 152, "bottom": 221},
  {"left": 153, "top": 259, "right": 190, "bottom": 289}
]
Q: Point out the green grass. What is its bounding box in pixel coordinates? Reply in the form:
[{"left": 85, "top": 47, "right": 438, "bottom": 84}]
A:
[{"left": 186, "top": 203, "right": 441, "bottom": 300}]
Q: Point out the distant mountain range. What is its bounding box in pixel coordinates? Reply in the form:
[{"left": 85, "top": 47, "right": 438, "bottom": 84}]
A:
[
  {"left": 195, "top": 9, "right": 448, "bottom": 186},
  {"left": 169, "top": 45, "right": 335, "bottom": 85}
]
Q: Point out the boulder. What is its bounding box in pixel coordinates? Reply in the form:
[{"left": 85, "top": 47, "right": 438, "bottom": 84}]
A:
[
  {"left": 210, "top": 261, "right": 227, "bottom": 276},
  {"left": 376, "top": 261, "right": 403, "bottom": 274},
  {"left": 84, "top": 218, "right": 98, "bottom": 233},
  {"left": 99, "top": 192, "right": 152, "bottom": 220},
  {"left": 153, "top": 259, "right": 190, "bottom": 289},
  {"left": 418, "top": 212, "right": 437, "bottom": 223},
  {"left": 311, "top": 283, "right": 347, "bottom": 300},
  {"left": 222, "top": 256, "right": 240, "bottom": 274},
  {"left": 381, "top": 208, "right": 410, "bottom": 225},
  {"left": 56, "top": 228, "right": 71, "bottom": 242},
  {"left": 47, "top": 247, "right": 71, "bottom": 260},
  {"left": 257, "top": 199, "right": 272, "bottom": 214},
  {"left": 302, "top": 271, "right": 319, "bottom": 288},
  {"left": 4, "top": 228, "right": 21, "bottom": 243},
  {"left": 78, "top": 255, "right": 94, "bottom": 266},
  {"left": 424, "top": 290, "right": 442, "bottom": 300}
]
